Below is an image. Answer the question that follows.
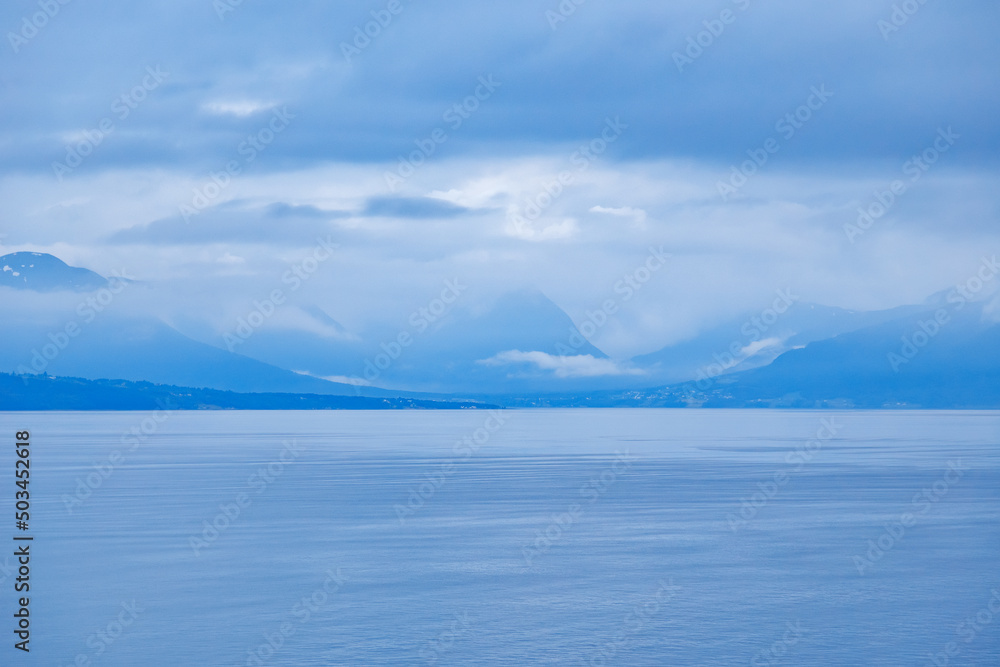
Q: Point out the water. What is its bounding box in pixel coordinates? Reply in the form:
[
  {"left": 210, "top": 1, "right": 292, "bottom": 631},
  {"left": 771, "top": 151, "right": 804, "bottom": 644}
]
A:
[{"left": 0, "top": 409, "right": 997, "bottom": 665}]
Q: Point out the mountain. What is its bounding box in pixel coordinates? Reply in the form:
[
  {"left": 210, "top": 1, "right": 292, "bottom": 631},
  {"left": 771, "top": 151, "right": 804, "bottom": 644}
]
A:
[
  {"left": 565, "top": 298, "right": 1000, "bottom": 409},
  {"left": 0, "top": 252, "right": 109, "bottom": 291},
  {"left": 0, "top": 373, "right": 499, "bottom": 411},
  {"left": 231, "top": 289, "right": 618, "bottom": 394},
  {"left": 694, "top": 302, "right": 1000, "bottom": 408},
  {"left": 3, "top": 251, "right": 997, "bottom": 408},
  {"left": 0, "top": 312, "right": 402, "bottom": 397},
  {"left": 0, "top": 259, "right": 614, "bottom": 397},
  {"left": 631, "top": 300, "right": 926, "bottom": 385}
]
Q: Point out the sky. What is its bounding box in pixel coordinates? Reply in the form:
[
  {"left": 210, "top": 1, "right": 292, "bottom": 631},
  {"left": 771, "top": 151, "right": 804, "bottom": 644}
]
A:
[{"left": 1, "top": 0, "right": 998, "bottom": 359}]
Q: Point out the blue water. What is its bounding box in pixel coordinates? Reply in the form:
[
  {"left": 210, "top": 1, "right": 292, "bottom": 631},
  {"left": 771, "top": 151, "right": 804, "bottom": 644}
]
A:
[{"left": 0, "top": 409, "right": 997, "bottom": 665}]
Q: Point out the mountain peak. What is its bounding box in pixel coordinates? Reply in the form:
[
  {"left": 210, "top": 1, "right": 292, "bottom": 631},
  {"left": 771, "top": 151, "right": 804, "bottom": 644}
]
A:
[{"left": 0, "top": 252, "right": 108, "bottom": 292}]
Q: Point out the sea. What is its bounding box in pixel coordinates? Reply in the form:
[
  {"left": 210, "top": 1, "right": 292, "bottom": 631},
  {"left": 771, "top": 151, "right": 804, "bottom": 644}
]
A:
[{"left": 0, "top": 409, "right": 997, "bottom": 666}]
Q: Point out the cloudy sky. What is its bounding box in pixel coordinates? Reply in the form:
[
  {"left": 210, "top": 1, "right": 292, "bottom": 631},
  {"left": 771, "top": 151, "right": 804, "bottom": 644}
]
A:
[{"left": 1, "top": 0, "right": 998, "bottom": 358}]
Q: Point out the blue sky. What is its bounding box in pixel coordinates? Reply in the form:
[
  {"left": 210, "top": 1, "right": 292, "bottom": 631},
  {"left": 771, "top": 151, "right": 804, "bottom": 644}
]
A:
[{"left": 1, "top": 0, "right": 998, "bottom": 359}]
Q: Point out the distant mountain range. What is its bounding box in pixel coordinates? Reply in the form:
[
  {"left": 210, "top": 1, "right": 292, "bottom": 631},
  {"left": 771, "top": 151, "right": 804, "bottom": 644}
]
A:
[
  {"left": 496, "top": 300, "right": 1000, "bottom": 410},
  {"left": 1, "top": 251, "right": 998, "bottom": 409},
  {"left": 631, "top": 300, "right": 926, "bottom": 384},
  {"left": 0, "top": 312, "right": 399, "bottom": 397},
  {"left": 232, "top": 288, "right": 612, "bottom": 394}
]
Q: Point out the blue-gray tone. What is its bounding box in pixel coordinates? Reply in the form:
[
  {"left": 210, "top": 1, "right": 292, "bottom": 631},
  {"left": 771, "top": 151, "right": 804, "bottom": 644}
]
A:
[
  {"left": 2, "top": 251, "right": 998, "bottom": 406},
  {"left": 1, "top": 2, "right": 997, "bottom": 395},
  {"left": 2, "top": 409, "right": 997, "bottom": 665}
]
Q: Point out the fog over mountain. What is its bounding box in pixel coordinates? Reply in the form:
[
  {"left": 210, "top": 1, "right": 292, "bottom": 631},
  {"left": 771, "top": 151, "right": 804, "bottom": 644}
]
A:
[
  {"left": 1, "top": 251, "right": 997, "bottom": 407},
  {"left": 1, "top": 0, "right": 997, "bottom": 407}
]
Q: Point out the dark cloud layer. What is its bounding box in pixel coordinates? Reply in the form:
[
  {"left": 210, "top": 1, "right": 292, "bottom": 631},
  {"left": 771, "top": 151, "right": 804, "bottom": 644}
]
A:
[
  {"left": 0, "top": 0, "right": 997, "bottom": 177},
  {"left": 362, "top": 196, "right": 471, "bottom": 219},
  {"left": 108, "top": 203, "right": 340, "bottom": 245}
]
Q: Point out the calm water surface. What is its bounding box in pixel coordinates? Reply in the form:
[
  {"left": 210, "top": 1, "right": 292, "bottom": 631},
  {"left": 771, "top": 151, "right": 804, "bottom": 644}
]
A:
[{"left": 0, "top": 409, "right": 997, "bottom": 665}]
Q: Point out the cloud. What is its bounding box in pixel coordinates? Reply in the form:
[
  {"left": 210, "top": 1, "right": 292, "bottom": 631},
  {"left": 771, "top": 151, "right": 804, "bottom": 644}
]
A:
[
  {"left": 479, "top": 350, "right": 644, "bottom": 378},
  {"left": 216, "top": 252, "right": 244, "bottom": 265},
  {"left": 201, "top": 100, "right": 277, "bottom": 117},
  {"left": 505, "top": 217, "right": 579, "bottom": 242},
  {"left": 4, "top": 152, "right": 996, "bottom": 359},
  {"left": 590, "top": 205, "right": 647, "bottom": 223},
  {"left": 107, "top": 202, "right": 342, "bottom": 245},
  {"left": 293, "top": 371, "right": 371, "bottom": 386},
  {"left": 362, "top": 196, "right": 472, "bottom": 219},
  {"left": 0, "top": 0, "right": 995, "bottom": 377},
  {"left": 264, "top": 202, "right": 345, "bottom": 219},
  {"left": 272, "top": 306, "right": 358, "bottom": 341},
  {"left": 2, "top": 0, "right": 997, "bottom": 179},
  {"left": 738, "top": 337, "right": 784, "bottom": 359}
]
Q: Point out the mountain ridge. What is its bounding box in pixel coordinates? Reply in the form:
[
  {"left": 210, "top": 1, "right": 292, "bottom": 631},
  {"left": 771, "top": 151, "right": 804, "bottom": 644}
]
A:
[
  {"left": 0, "top": 251, "right": 110, "bottom": 291},
  {"left": 0, "top": 373, "right": 500, "bottom": 411},
  {"left": 3, "top": 252, "right": 997, "bottom": 407}
]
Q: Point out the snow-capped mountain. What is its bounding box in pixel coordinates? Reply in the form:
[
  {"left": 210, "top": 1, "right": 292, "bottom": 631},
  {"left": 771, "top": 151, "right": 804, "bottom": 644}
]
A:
[{"left": 0, "top": 252, "right": 109, "bottom": 291}]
